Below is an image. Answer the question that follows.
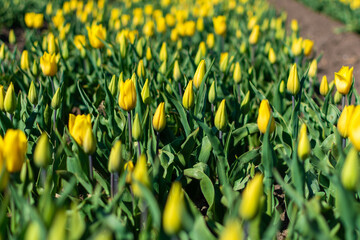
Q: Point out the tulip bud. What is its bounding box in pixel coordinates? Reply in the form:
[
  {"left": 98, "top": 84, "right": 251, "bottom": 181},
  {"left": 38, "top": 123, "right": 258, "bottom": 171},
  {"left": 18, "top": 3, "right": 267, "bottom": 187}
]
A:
[
  {"left": 9, "top": 29, "right": 16, "bottom": 44},
  {"left": 28, "top": 81, "right": 37, "bottom": 105},
  {"left": 4, "top": 82, "right": 17, "bottom": 114},
  {"left": 83, "top": 125, "right": 96, "bottom": 155},
  {"left": 108, "top": 75, "right": 117, "bottom": 97},
  {"left": 21, "top": 50, "right": 30, "bottom": 71},
  {"left": 349, "top": 106, "right": 360, "bottom": 150},
  {"left": 119, "top": 32, "right": 127, "bottom": 59},
  {"left": 291, "top": 37, "right": 303, "bottom": 56},
  {"left": 240, "top": 91, "right": 251, "bottom": 114},
  {"left": 194, "top": 48, "right": 202, "bottom": 66},
  {"left": 44, "top": 104, "right": 50, "bottom": 126},
  {"left": 159, "top": 61, "right": 167, "bottom": 75},
  {"left": 0, "top": 85, "right": 5, "bottom": 111},
  {"left": 239, "top": 173, "right": 264, "bottom": 220},
  {"left": 208, "top": 81, "right": 216, "bottom": 104},
  {"left": 249, "top": 25, "right": 260, "bottom": 45},
  {"left": 51, "top": 87, "right": 61, "bottom": 109},
  {"left": 257, "top": 99, "right": 275, "bottom": 134},
  {"left": 124, "top": 161, "right": 134, "bottom": 184},
  {"left": 291, "top": 19, "right": 299, "bottom": 32},
  {"left": 173, "top": 60, "right": 181, "bottom": 82},
  {"left": 159, "top": 42, "right": 167, "bottom": 62},
  {"left": 302, "top": 39, "right": 314, "bottom": 57},
  {"left": 214, "top": 99, "right": 227, "bottom": 131},
  {"left": 240, "top": 42, "right": 246, "bottom": 54},
  {"left": 136, "top": 37, "right": 145, "bottom": 58},
  {"left": 182, "top": 80, "right": 194, "bottom": 110},
  {"left": 153, "top": 102, "right": 166, "bottom": 132},
  {"left": 268, "top": 47, "right": 276, "bottom": 64},
  {"left": 341, "top": 147, "right": 359, "bottom": 191},
  {"left": 177, "top": 40, "right": 182, "bottom": 50},
  {"left": 163, "top": 181, "right": 184, "bottom": 235},
  {"left": 193, "top": 60, "right": 206, "bottom": 89},
  {"left": 25, "top": 221, "right": 43, "bottom": 240},
  {"left": 0, "top": 43, "right": 5, "bottom": 60},
  {"left": 62, "top": 41, "right": 69, "bottom": 60},
  {"left": 132, "top": 113, "right": 142, "bottom": 141},
  {"left": 298, "top": 123, "right": 311, "bottom": 161},
  {"left": 338, "top": 105, "right": 355, "bottom": 138},
  {"left": 119, "top": 79, "right": 136, "bottom": 111},
  {"left": 233, "top": 62, "right": 241, "bottom": 84},
  {"left": 308, "top": 59, "right": 317, "bottom": 78},
  {"left": 137, "top": 60, "right": 145, "bottom": 78},
  {"left": 34, "top": 133, "right": 51, "bottom": 167},
  {"left": 141, "top": 79, "right": 151, "bottom": 104},
  {"left": 199, "top": 42, "right": 206, "bottom": 57},
  {"left": 334, "top": 66, "right": 353, "bottom": 95},
  {"left": 132, "top": 154, "right": 150, "bottom": 197},
  {"left": 4, "top": 129, "right": 27, "bottom": 173},
  {"left": 40, "top": 52, "right": 58, "bottom": 76},
  {"left": 334, "top": 91, "right": 343, "bottom": 104},
  {"left": 32, "top": 59, "right": 38, "bottom": 76},
  {"left": 47, "top": 33, "right": 56, "bottom": 55},
  {"left": 48, "top": 210, "right": 67, "bottom": 240},
  {"left": 287, "top": 63, "right": 300, "bottom": 95},
  {"left": 220, "top": 220, "right": 243, "bottom": 240},
  {"left": 220, "top": 52, "right": 229, "bottom": 73},
  {"left": 146, "top": 46, "right": 152, "bottom": 61},
  {"left": 197, "top": 18, "right": 204, "bottom": 32},
  {"left": 319, "top": 75, "right": 329, "bottom": 96},
  {"left": 279, "top": 80, "right": 285, "bottom": 94},
  {"left": 108, "top": 140, "right": 122, "bottom": 172},
  {"left": 206, "top": 33, "right": 215, "bottom": 49}
]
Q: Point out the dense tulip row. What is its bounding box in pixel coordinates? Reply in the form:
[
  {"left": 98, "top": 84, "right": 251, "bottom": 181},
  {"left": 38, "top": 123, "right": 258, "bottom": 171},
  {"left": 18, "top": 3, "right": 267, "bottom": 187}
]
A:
[{"left": 0, "top": 0, "right": 359, "bottom": 239}]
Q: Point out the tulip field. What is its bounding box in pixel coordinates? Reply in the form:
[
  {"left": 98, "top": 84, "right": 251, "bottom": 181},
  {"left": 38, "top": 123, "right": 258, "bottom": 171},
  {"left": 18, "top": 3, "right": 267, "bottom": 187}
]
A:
[{"left": 1, "top": 0, "right": 360, "bottom": 239}]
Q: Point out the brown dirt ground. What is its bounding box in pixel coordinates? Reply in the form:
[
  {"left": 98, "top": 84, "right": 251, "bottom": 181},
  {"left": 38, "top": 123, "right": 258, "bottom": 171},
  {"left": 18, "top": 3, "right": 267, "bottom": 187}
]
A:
[{"left": 269, "top": 0, "right": 360, "bottom": 90}]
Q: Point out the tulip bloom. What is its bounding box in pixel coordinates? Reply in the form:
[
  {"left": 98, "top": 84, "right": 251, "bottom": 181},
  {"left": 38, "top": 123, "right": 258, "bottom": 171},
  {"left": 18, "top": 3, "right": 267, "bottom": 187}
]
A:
[
  {"left": 287, "top": 63, "right": 300, "bottom": 95},
  {"left": 334, "top": 66, "right": 353, "bottom": 95},
  {"left": 338, "top": 105, "right": 355, "bottom": 138},
  {"left": 291, "top": 37, "right": 303, "bottom": 56},
  {"left": 182, "top": 80, "right": 194, "bottom": 110},
  {"left": 319, "top": 76, "right": 329, "bottom": 96},
  {"left": 302, "top": 39, "right": 314, "bottom": 57},
  {"left": 86, "top": 23, "right": 107, "bottom": 49},
  {"left": 40, "top": 52, "right": 58, "bottom": 76},
  {"left": 3, "top": 129, "right": 27, "bottom": 173},
  {"left": 297, "top": 124, "right": 311, "bottom": 161},
  {"left": 68, "top": 114, "right": 96, "bottom": 154},
  {"left": 249, "top": 25, "right": 260, "bottom": 45},
  {"left": 153, "top": 102, "right": 166, "bottom": 132},
  {"left": 193, "top": 60, "right": 206, "bottom": 89},
  {"left": 349, "top": 106, "right": 360, "bottom": 150},
  {"left": 257, "top": 99, "right": 275, "bottom": 134},
  {"left": 119, "top": 79, "right": 137, "bottom": 111},
  {"left": 163, "top": 182, "right": 184, "bottom": 235},
  {"left": 239, "top": 173, "right": 264, "bottom": 220},
  {"left": 74, "top": 35, "right": 86, "bottom": 50},
  {"left": 159, "top": 42, "right": 167, "bottom": 62},
  {"left": 219, "top": 52, "right": 229, "bottom": 73},
  {"left": 233, "top": 62, "right": 242, "bottom": 84},
  {"left": 20, "top": 50, "right": 30, "bottom": 71},
  {"left": 213, "top": 16, "right": 227, "bottom": 36},
  {"left": 308, "top": 59, "right": 317, "bottom": 78},
  {"left": 25, "top": 13, "right": 44, "bottom": 29},
  {"left": 214, "top": 99, "right": 227, "bottom": 131}
]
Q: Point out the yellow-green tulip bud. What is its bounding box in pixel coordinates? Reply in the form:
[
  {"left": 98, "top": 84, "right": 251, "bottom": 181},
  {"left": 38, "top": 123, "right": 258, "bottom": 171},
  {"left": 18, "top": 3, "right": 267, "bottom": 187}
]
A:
[
  {"left": 119, "top": 32, "right": 127, "bottom": 59},
  {"left": 118, "top": 72, "right": 124, "bottom": 92},
  {"left": 206, "top": 33, "right": 215, "bottom": 49},
  {"left": 25, "top": 221, "right": 42, "bottom": 240},
  {"left": 302, "top": 39, "right": 314, "bottom": 57},
  {"left": 233, "top": 62, "right": 241, "bottom": 84},
  {"left": 220, "top": 52, "right": 229, "bottom": 73},
  {"left": 137, "top": 60, "right": 145, "bottom": 78},
  {"left": 21, "top": 50, "right": 30, "bottom": 71},
  {"left": 249, "top": 25, "right": 260, "bottom": 45},
  {"left": 163, "top": 181, "right": 184, "bottom": 235},
  {"left": 119, "top": 79, "right": 137, "bottom": 111},
  {"left": 159, "top": 42, "right": 167, "bottom": 62},
  {"left": 341, "top": 147, "right": 359, "bottom": 191},
  {"left": 173, "top": 60, "right": 181, "bottom": 82},
  {"left": 239, "top": 173, "right": 264, "bottom": 220},
  {"left": 108, "top": 140, "right": 122, "bottom": 172},
  {"left": 32, "top": 59, "right": 38, "bottom": 76},
  {"left": 199, "top": 41, "right": 206, "bottom": 56},
  {"left": 349, "top": 106, "right": 360, "bottom": 150},
  {"left": 108, "top": 75, "right": 117, "bottom": 97},
  {"left": 334, "top": 66, "right": 353, "bottom": 95},
  {"left": 146, "top": 46, "right": 152, "bottom": 61},
  {"left": 141, "top": 79, "right": 151, "bottom": 104},
  {"left": 291, "top": 19, "right": 299, "bottom": 32},
  {"left": 132, "top": 113, "right": 142, "bottom": 141},
  {"left": 9, "top": 29, "right": 16, "bottom": 44},
  {"left": 4, "top": 82, "right": 17, "bottom": 114},
  {"left": 193, "top": 60, "right": 206, "bottom": 89},
  {"left": 83, "top": 125, "right": 96, "bottom": 155},
  {"left": 208, "top": 81, "right": 216, "bottom": 104},
  {"left": 279, "top": 80, "right": 285, "bottom": 94},
  {"left": 219, "top": 220, "right": 243, "bottom": 240},
  {"left": 194, "top": 48, "right": 202, "bottom": 66},
  {"left": 182, "top": 80, "right": 194, "bottom": 110},
  {"left": 159, "top": 61, "right": 167, "bottom": 75},
  {"left": 28, "top": 81, "right": 37, "bottom": 105},
  {"left": 214, "top": 99, "right": 227, "bottom": 131},
  {"left": 47, "top": 33, "right": 56, "bottom": 55},
  {"left": 338, "top": 105, "right": 355, "bottom": 138},
  {"left": 51, "top": 87, "right": 61, "bottom": 109},
  {"left": 287, "top": 63, "right": 300, "bottom": 95},
  {"left": 177, "top": 40, "right": 182, "bottom": 50},
  {"left": 136, "top": 37, "right": 145, "bottom": 58},
  {"left": 0, "top": 43, "right": 5, "bottom": 60},
  {"left": 320, "top": 75, "right": 329, "bottom": 96},
  {"left": 48, "top": 210, "right": 67, "bottom": 240},
  {"left": 291, "top": 37, "right": 303, "bottom": 56},
  {"left": 334, "top": 91, "right": 343, "bottom": 104},
  {"left": 257, "top": 99, "right": 275, "bottom": 134},
  {"left": 44, "top": 104, "right": 50, "bottom": 126},
  {"left": 0, "top": 85, "right": 4, "bottom": 111},
  {"left": 298, "top": 123, "right": 311, "bottom": 161},
  {"left": 240, "top": 42, "right": 246, "bottom": 54},
  {"left": 62, "top": 41, "right": 69, "bottom": 59},
  {"left": 268, "top": 47, "right": 276, "bottom": 64},
  {"left": 240, "top": 91, "right": 251, "bottom": 114},
  {"left": 4, "top": 129, "right": 27, "bottom": 173},
  {"left": 34, "top": 132, "right": 51, "bottom": 167},
  {"left": 308, "top": 59, "right": 317, "bottom": 78},
  {"left": 132, "top": 154, "right": 150, "bottom": 197},
  {"left": 153, "top": 102, "right": 166, "bottom": 132}
]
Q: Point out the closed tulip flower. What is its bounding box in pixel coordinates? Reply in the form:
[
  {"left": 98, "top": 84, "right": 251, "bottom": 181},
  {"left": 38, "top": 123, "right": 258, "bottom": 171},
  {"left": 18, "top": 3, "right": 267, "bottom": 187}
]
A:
[
  {"left": 334, "top": 66, "right": 353, "bottom": 95},
  {"left": 0, "top": 85, "right": 4, "bottom": 111},
  {"left": 132, "top": 113, "right": 142, "bottom": 141},
  {"left": 21, "top": 50, "right": 30, "bottom": 71},
  {"left": 268, "top": 47, "right": 276, "bottom": 64},
  {"left": 51, "top": 87, "right": 61, "bottom": 109},
  {"left": 143, "top": 21, "right": 155, "bottom": 37},
  {"left": 349, "top": 106, "right": 360, "bottom": 150},
  {"left": 34, "top": 132, "right": 51, "bottom": 167},
  {"left": 338, "top": 105, "right": 355, "bottom": 138},
  {"left": 213, "top": 16, "right": 227, "bottom": 36},
  {"left": 146, "top": 46, "right": 152, "bottom": 61},
  {"left": 153, "top": 102, "right": 166, "bottom": 132},
  {"left": 257, "top": 99, "right": 275, "bottom": 134},
  {"left": 298, "top": 123, "right": 311, "bottom": 161},
  {"left": 208, "top": 81, "right": 216, "bottom": 104},
  {"left": 25, "top": 13, "right": 35, "bottom": 28},
  {"left": 108, "top": 75, "right": 117, "bottom": 97},
  {"left": 47, "top": 33, "right": 56, "bottom": 55},
  {"left": 119, "top": 79, "right": 137, "bottom": 111},
  {"left": 341, "top": 147, "right": 359, "bottom": 191},
  {"left": 141, "top": 79, "right": 151, "bottom": 104},
  {"left": 4, "top": 129, "right": 27, "bottom": 173},
  {"left": 308, "top": 59, "right": 317, "bottom": 78},
  {"left": 287, "top": 63, "right": 300, "bottom": 95},
  {"left": 220, "top": 220, "right": 243, "bottom": 240},
  {"left": 220, "top": 52, "right": 229, "bottom": 73},
  {"left": 159, "top": 42, "right": 167, "bottom": 62},
  {"left": 68, "top": 114, "right": 95, "bottom": 152},
  {"left": 291, "top": 37, "right": 303, "bottom": 56},
  {"left": 233, "top": 62, "right": 242, "bottom": 84},
  {"left": 193, "top": 60, "right": 206, "bottom": 89},
  {"left": 74, "top": 35, "right": 86, "bottom": 51},
  {"left": 108, "top": 140, "right": 122, "bottom": 173},
  {"left": 214, "top": 99, "right": 227, "bottom": 131},
  {"left": 173, "top": 60, "right": 181, "bottom": 82},
  {"left": 0, "top": 43, "right": 5, "bottom": 60},
  {"left": 9, "top": 29, "right": 16, "bottom": 44},
  {"left": 206, "top": 33, "right": 215, "bottom": 49},
  {"left": 137, "top": 60, "right": 145, "bottom": 78},
  {"left": 132, "top": 154, "right": 150, "bottom": 197},
  {"left": 182, "top": 80, "right": 194, "bottom": 110},
  {"left": 33, "top": 13, "right": 44, "bottom": 29},
  {"left": 163, "top": 181, "right": 184, "bottom": 235},
  {"left": 4, "top": 82, "right": 17, "bottom": 114},
  {"left": 83, "top": 125, "right": 96, "bottom": 155},
  {"left": 239, "top": 173, "right": 264, "bottom": 220},
  {"left": 28, "top": 81, "right": 37, "bottom": 105},
  {"left": 40, "top": 52, "right": 58, "bottom": 76},
  {"left": 320, "top": 75, "right": 329, "bottom": 96},
  {"left": 87, "top": 22, "right": 107, "bottom": 48},
  {"left": 302, "top": 39, "right": 314, "bottom": 57},
  {"left": 249, "top": 25, "right": 260, "bottom": 45}
]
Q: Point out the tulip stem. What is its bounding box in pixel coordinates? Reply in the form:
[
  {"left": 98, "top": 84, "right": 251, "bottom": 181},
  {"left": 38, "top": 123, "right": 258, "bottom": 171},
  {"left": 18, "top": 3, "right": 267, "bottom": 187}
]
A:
[
  {"left": 342, "top": 96, "right": 346, "bottom": 148},
  {"left": 89, "top": 155, "right": 93, "bottom": 181},
  {"left": 41, "top": 168, "right": 46, "bottom": 187},
  {"left": 9, "top": 113, "right": 13, "bottom": 123},
  {"left": 292, "top": 95, "right": 295, "bottom": 110},
  {"left": 53, "top": 109, "right": 57, "bottom": 132},
  {"left": 110, "top": 172, "right": 118, "bottom": 198},
  {"left": 156, "top": 131, "right": 160, "bottom": 155},
  {"left": 178, "top": 82, "right": 182, "bottom": 98},
  {"left": 219, "top": 130, "right": 223, "bottom": 145},
  {"left": 237, "top": 84, "right": 241, "bottom": 104},
  {"left": 137, "top": 141, "right": 141, "bottom": 156},
  {"left": 128, "top": 111, "right": 132, "bottom": 155}
]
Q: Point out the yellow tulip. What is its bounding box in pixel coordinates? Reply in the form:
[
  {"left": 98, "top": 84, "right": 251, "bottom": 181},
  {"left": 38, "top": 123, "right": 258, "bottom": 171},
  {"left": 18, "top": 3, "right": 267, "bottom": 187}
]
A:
[
  {"left": 28, "top": 81, "right": 37, "bottom": 105},
  {"left": 4, "top": 82, "right": 17, "bottom": 114},
  {"left": 220, "top": 52, "right": 229, "bottom": 73},
  {"left": 291, "top": 37, "right": 303, "bottom": 56},
  {"left": 341, "top": 147, "right": 359, "bottom": 191},
  {"left": 257, "top": 99, "right": 275, "bottom": 134},
  {"left": 213, "top": 16, "right": 227, "bottom": 36},
  {"left": 173, "top": 60, "right": 181, "bottom": 82},
  {"left": 74, "top": 35, "right": 86, "bottom": 50},
  {"left": 156, "top": 17, "right": 166, "bottom": 33},
  {"left": 24, "top": 13, "right": 35, "bottom": 28},
  {"left": 163, "top": 181, "right": 184, "bottom": 235},
  {"left": 247, "top": 16, "right": 258, "bottom": 30},
  {"left": 302, "top": 39, "right": 314, "bottom": 57},
  {"left": 334, "top": 66, "right": 353, "bottom": 95},
  {"left": 124, "top": 161, "right": 134, "bottom": 184},
  {"left": 208, "top": 81, "right": 216, "bottom": 104},
  {"left": 119, "top": 32, "right": 127, "bottom": 59},
  {"left": 239, "top": 173, "right": 263, "bottom": 220},
  {"left": 348, "top": 106, "right": 360, "bottom": 150},
  {"left": 182, "top": 80, "right": 194, "bottom": 110},
  {"left": 220, "top": 220, "right": 243, "bottom": 240},
  {"left": 308, "top": 59, "right": 317, "bottom": 78},
  {"left": 197, "top": 17, "right": 204, "bottom": 32},
  {"left": 159, "top": 42, "right": 167, "bottom": 62},
  {"left": 153, "top": 102, "right": 166, "bottom": 132},
  {"left": 249, "top": 25, "right": 260, "bottom": 45},
  {"left": 206, "top": 33, "right": 215, "bottom": 49},
  {"left": 132, "top": 154, "right": 150, "bottom": 197},
  {"left": 268, "top": 47, "right": 276, "bottom": 64},
  {"left": 146, "top": 46, "right": 152, "bottom": 61},
  {"left": 132, "top": 113, "right": 142, "bottom": 141},
  {"left": 297, "top": 123, "right": 311, "bottom": 161},
  {"left": 86, "top": 22, "right": 107, "bottom": 48},
  {"left": 291, "top": 19, "right": 299, "bottom": 32},
  {"left": 319, "top": 75, "right": 329, "bottom": 96},
  {"left": 40, "top": 52, "right": 58, "bottom": 76},
  {"left": 9, "top": 29, "right": 16, "bottom": 44},
  {"left": 47, "top": 33, "right": 56, "bottom": 55},
  {"left": 51, "top": 87, "right": 61, "bottom": 109},
  {"left": 287, "top": 63, "right": 300, "bottom": 95},
  {"left": 20, "top": 50, "right": 30, "bottom": 71},
  {"left": 0, "top": 135, "right": 9, "bottom": 190},
  {"left": 108, "top": 140, "right": 122, "bottom": 173},
  {"left": 34, "top": 132, "right": 51, "bottom": 167},
  {"left": 119, "top": 79, "right": 137, "bottom": 111},
  {"left": 193, "top": 60, "right": 206, "bottom": 89},
  {"left": 233, "top": 62, "right": 242, "bottom": 84},
  {"left": 143, "top": 21, "right": 155, "bottom": 37},
  {"left": 338, "top": 105, "right": 355, "bottom": 138},
  {"left": 83, "top": 125, "right": 96, "bottom": 155},
  {"left": 137, "top": 60, "right": 145, "bottom": 78},
  {"left": 214, "top": 99, "right": 227, "bottom": 131},
  {"left": 4, "top": 129, "right": 27, "bottom": 173},
  {"left": 0, "top": 85, "right": 4, "bottom": 111},
  {"left": 0, "top": 43, "right": 5, "bottom": 60},
  {"left": 68, "top": 114, "right": 95, "bottom": 151}
]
